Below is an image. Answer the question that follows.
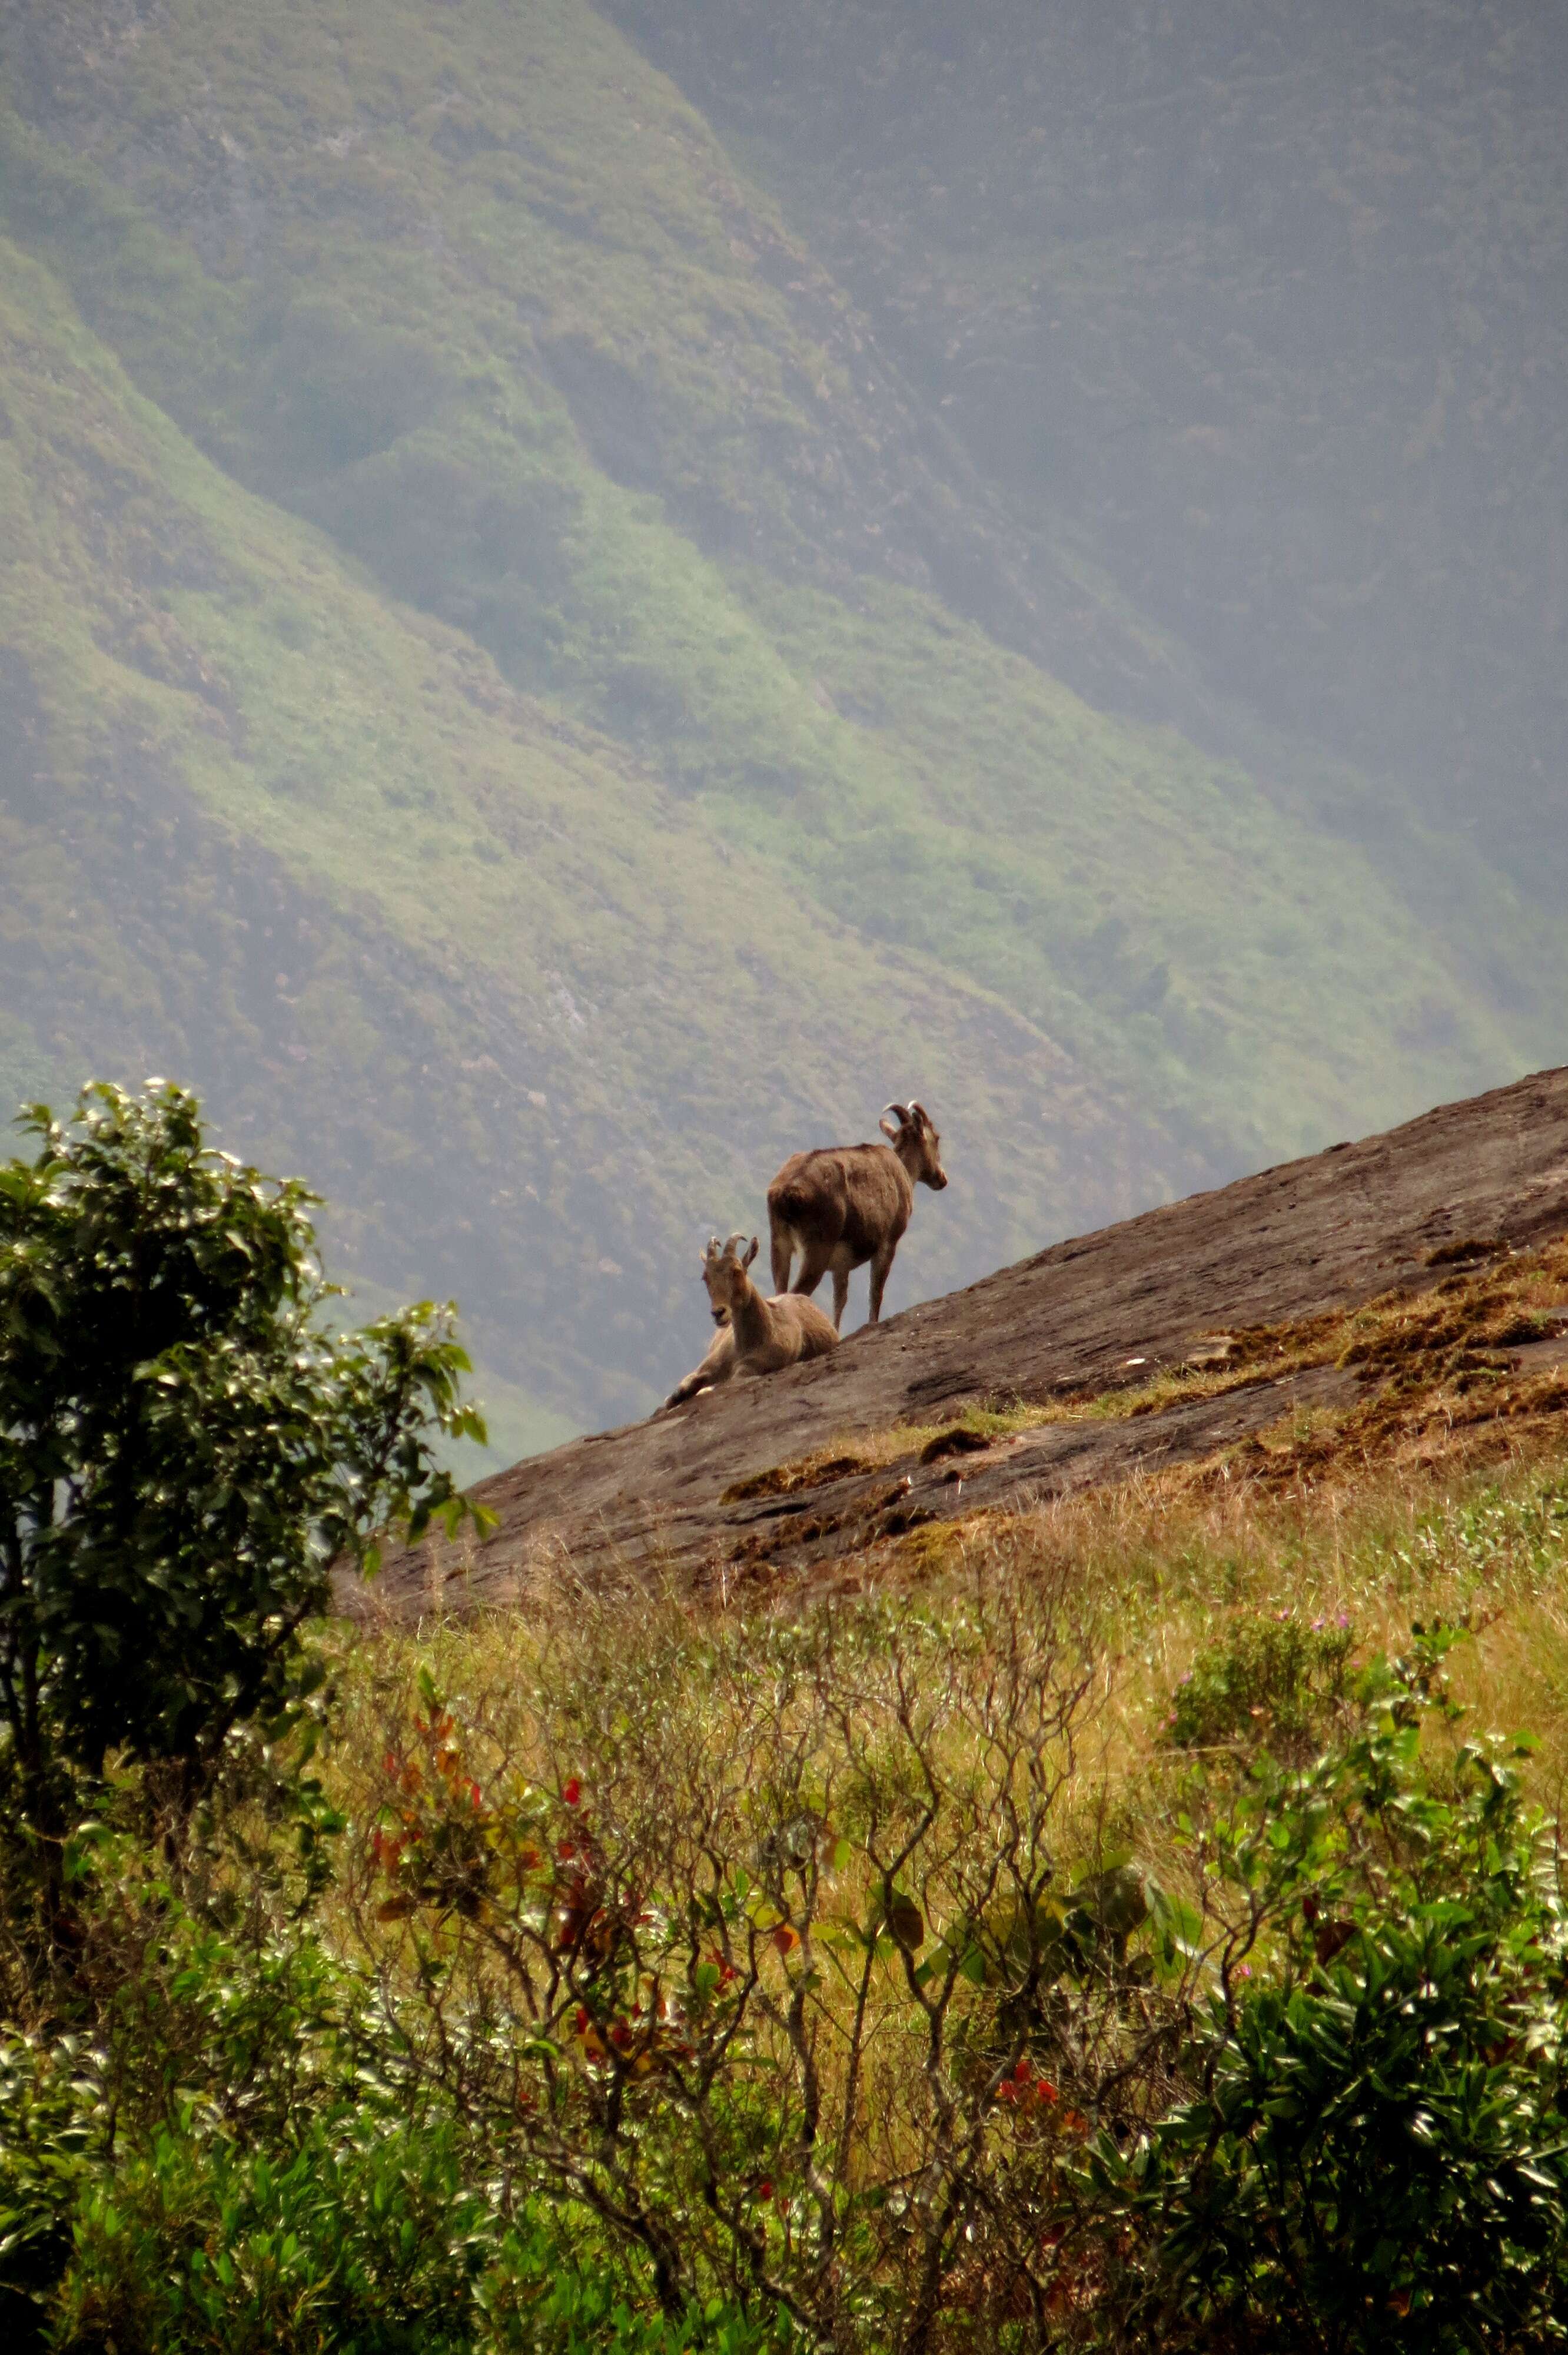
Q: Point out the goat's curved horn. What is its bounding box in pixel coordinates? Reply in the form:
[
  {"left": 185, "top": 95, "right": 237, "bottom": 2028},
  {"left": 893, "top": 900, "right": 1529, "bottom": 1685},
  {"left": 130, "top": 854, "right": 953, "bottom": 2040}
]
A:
[
  {"left": 722, "top": 1230, "right": 749, "bottom": 1258},
  {"left": 881, "top": 1101, "right": 911, "bottom": 1126}
]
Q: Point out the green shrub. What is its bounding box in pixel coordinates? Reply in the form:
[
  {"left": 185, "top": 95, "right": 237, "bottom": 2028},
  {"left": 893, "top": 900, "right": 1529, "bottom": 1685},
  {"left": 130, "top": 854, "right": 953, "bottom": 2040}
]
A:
[
  {"left": 0, "top": 1882, "right": 787, "bottom": 2353},
  {"left": 51, "top": 2097, "right": 786, "bottom": 2354},
  {"left": 1102, "top": 1627, "right": 1568, "bottom": 2350},
  {"left": 0, "top": 1081, "right": 486, "bottom": 1905},
  {"left": 0, "top": 2034, "right": 108, "bottom": 2347},
  {"left": 52, "top": 2109, "right": 487, "bottom": 2355},
  {"left": 1163, "top": 1606, "right": 1357, "bottom": 1759}
]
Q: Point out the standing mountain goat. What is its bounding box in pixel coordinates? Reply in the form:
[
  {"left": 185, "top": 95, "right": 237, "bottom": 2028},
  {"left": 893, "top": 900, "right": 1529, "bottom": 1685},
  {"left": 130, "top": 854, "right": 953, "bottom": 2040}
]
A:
[
  {"left": 664, "top": 1233, "right": 838, "bottom": 1409},
  {"left": 768, "top": 1100, "right": 948, "bottom": 1330}
]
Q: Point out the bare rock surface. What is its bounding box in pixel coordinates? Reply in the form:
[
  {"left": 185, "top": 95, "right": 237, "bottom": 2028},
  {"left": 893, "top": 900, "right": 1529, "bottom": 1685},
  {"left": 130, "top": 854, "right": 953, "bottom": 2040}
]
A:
[{"left": 361, "top": 1066, "right": 1568, "bottom": 1616}]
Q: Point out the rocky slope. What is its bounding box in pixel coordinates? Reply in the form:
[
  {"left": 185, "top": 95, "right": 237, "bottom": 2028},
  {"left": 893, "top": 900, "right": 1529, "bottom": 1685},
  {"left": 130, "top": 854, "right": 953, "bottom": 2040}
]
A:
[{"left": 368, "top": 1064, "right": 1568, "bottom": 1613}]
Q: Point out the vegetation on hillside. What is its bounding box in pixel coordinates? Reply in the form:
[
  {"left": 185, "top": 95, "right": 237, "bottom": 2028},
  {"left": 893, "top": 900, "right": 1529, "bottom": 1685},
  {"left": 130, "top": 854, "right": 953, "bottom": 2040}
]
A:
[
  {"left": 8, "top": 1435, "right": 1568, "bottom": 2348},
  {"left": 2, "top": 0, "right": 1564, "bottom": 1434},
  {"left": 6, "top": 1100, "right": 1568, "bottom": 2348}
]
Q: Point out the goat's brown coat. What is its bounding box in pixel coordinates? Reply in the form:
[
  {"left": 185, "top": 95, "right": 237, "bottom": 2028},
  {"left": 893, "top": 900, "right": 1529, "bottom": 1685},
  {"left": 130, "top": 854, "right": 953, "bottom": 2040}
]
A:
[
  {"left": 665, "top": 1235, "right": 838, "bottom": 1409},
  {"left": 768, "top": 1102, "right": 948, "bottom": 1328}
]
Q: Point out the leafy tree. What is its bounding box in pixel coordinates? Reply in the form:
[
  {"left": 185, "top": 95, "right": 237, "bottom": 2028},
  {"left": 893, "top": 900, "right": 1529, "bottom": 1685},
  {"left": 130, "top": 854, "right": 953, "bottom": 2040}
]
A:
[{"left": 0, "top": 1080, "right": 486, "bottom": 1859}]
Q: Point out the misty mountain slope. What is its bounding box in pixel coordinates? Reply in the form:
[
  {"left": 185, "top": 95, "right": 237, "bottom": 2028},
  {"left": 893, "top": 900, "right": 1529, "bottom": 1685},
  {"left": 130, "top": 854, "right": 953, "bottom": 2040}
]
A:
[
  {"left": 1, "top": 234, "right": 1164, "bottom": 1437},
  {"left": 0, "top": 0, "right": 1562, "bottom": 1444},
  {"left": 4, "top": 4, "right": 1557, "bottom": 1117},
  {"left": 602, "top": 0, "right": 1568, "bottom": 898}
]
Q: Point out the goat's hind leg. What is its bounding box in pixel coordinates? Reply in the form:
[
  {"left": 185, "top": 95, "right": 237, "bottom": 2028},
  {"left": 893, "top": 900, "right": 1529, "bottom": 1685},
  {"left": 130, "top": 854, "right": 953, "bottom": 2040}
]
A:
[
  {"left": 790, "top": 1242, "right": 835, "bottom": 1312},
  {"left": 769, "top": 1219, "right": 794, "bottom": 1296}
]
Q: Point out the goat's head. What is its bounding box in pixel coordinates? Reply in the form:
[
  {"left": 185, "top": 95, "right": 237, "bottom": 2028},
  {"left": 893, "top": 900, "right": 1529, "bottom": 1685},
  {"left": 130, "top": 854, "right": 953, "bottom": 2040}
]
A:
[
  {"left": 700, "top": 1231, "right": 759, "bottom": 1320},
  {"left": 879, "top": 1100, "right": 948, "bottom": 1190}
]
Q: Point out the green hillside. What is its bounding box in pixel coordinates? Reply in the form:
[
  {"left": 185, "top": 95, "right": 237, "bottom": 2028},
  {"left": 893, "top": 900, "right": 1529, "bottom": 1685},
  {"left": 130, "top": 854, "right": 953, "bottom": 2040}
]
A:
[
  {"left": 1, "top": 232, "right": 1137, "bottom": 1439},
  {"left": 604, "top": 0, "right": 1568, "bottom": 896},
  {"left": 1, "top": 0, "right": 1563, "bottom": 1439}
]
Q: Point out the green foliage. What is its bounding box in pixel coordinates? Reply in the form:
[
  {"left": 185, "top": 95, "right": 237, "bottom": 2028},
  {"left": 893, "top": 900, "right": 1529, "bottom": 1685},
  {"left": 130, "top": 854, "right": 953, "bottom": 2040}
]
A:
[
  {"left": 0, "top": 2034, "right": 107, "bottom": 2343},
  {"left": 54, "top": 2109, "right": 493, "bottom": 2355},
  {"left": 1162, "top": 1606, "right": 1357, "bottom": 1759},
  {"left": 474, "top": 2234, "right": 793, "bottom": 2355},
  {"left": 8, "top": 1473, "right": 1568, "bottom": 2346},
  {"left": 0, "top": 1081, "right": 484, "bottom": 1853},
  {"left": 1102, "top": 1627, "right": 1568, "bottom": 2350},
  {"left": 1, "top": 2022, "right": 783, "bottom": 2354},
  {"left": 50, "top": 2114, "right": 790, "bottom": 2355},
  {"left": 0, "top": 1819, "right": 788, "bottom": 2352}
]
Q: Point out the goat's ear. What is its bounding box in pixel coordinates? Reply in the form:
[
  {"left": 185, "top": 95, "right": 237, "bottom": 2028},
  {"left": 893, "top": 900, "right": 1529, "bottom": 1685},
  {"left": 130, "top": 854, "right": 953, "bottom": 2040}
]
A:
[
  {"left": 743, "top": 1236, "right": 759, "bottom": 1268},
  {"left": 879, "top": 1113, "right": 902, "bottom": 1143}
]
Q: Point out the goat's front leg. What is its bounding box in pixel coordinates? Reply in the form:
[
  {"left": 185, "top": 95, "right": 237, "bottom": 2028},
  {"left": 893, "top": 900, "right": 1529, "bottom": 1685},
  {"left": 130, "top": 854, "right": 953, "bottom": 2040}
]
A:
[
  {"left": 831, "top": 1266, "right": 850, "bottom": 1331},
  {"left": 866, "top": 1243, "right": 898, "bottom": 1325},
  {"left": 663, "top": 1324, "right": 735, "bottom": 1409}
]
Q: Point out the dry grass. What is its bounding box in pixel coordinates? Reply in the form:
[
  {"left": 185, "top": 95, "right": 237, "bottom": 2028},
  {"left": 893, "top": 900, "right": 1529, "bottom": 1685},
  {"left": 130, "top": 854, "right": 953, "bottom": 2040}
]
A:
[
  {"left": 321, "top": 1244, "right": 1568, "bottom": 2334},
  {"left": 887, "top": 1434, "right": 1568, "bottom": 1803},
  {"left": 347, "top": 1406, "right": 1568, "bottom": 1888},
  {"left": 298, "top": 1400, "right": 1568, "bottom": 2344}
]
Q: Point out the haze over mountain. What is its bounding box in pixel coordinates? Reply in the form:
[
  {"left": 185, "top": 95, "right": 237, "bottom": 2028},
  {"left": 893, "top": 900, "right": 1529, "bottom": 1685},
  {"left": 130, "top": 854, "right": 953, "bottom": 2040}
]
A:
[
  {"left": 1, "top": 0, "right": 1563, "bottom": 1455},
  {"left": 610, "top": 0, "right": 1568, "bottom": 894}
]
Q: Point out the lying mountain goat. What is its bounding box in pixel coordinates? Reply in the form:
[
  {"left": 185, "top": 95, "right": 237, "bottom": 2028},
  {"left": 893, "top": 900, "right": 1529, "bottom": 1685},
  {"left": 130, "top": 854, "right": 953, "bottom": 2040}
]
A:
[
  {"left": 664, "top": 1233, "right": 838, "bottom": 1409},
  {"left": 768, "top": 1100, "right": 948, "bottom": 1330}
]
